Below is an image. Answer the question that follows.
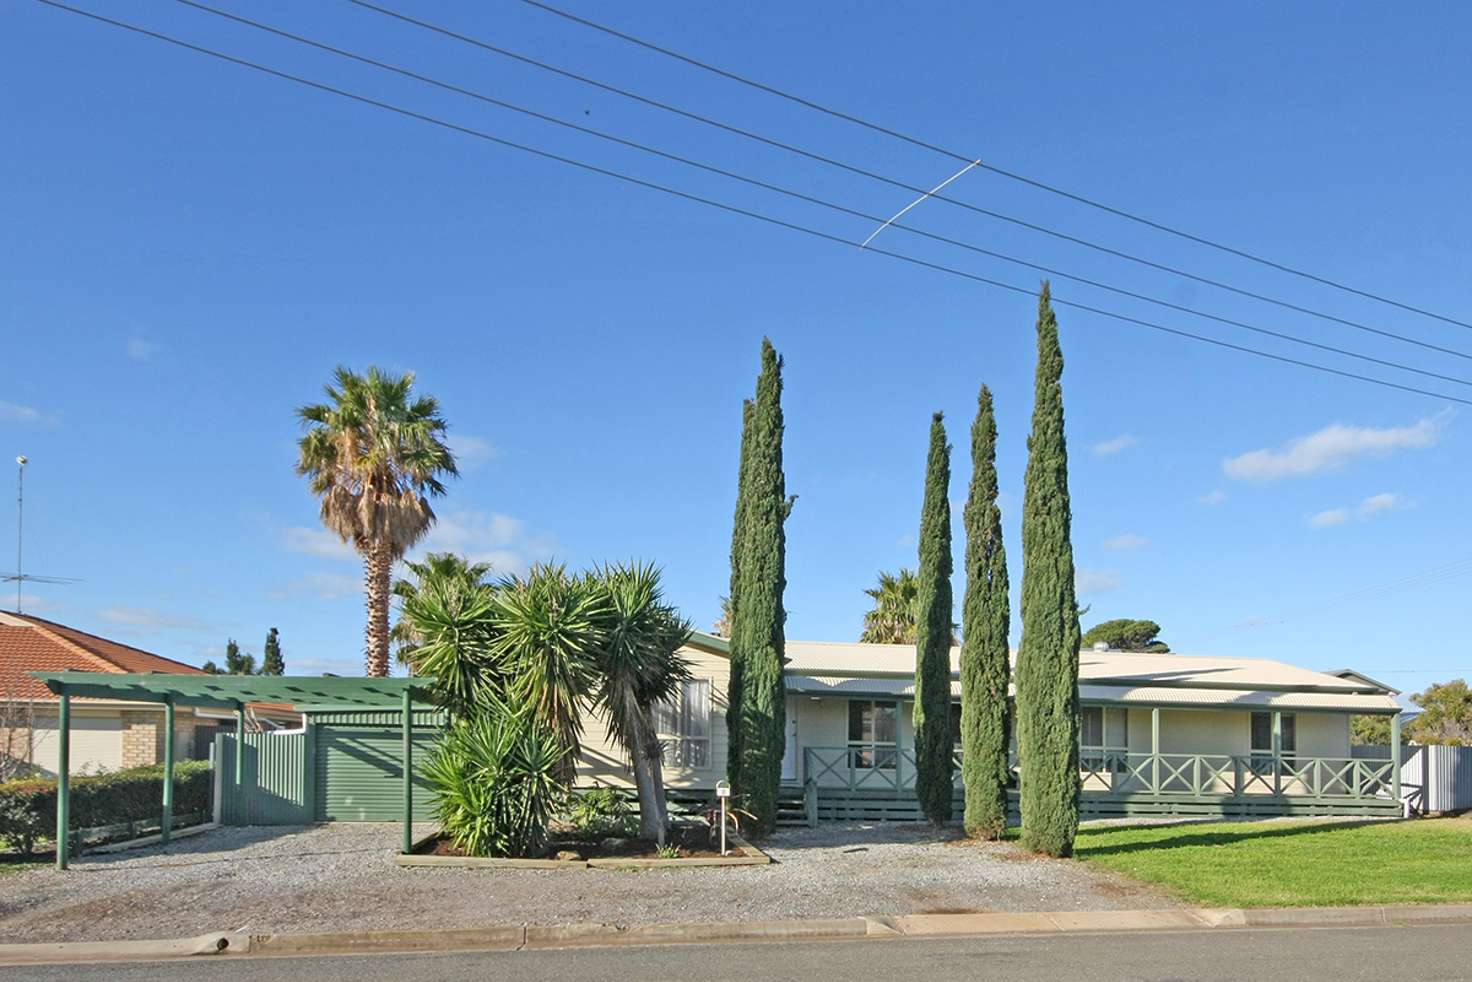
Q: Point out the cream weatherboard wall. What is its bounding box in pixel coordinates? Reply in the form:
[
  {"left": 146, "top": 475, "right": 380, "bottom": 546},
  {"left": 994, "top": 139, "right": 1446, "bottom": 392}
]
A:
[
  {"left": 574, "top": 641, "right": 732, "bottom": 790},
  {"left": 1119, "top": 707, "right": 1352, "bottom": 757}
]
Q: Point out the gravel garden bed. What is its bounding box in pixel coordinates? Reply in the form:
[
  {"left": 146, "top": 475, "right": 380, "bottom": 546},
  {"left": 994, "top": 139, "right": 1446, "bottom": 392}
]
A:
[{"left": 0, "top": 821, "right": 1177, "bottom": 943}]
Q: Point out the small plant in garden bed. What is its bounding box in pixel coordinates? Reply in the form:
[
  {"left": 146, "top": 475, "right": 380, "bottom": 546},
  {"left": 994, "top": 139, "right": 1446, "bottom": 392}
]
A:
[{"left": 567, "top": 786, "right": 637, "bottom": 840}]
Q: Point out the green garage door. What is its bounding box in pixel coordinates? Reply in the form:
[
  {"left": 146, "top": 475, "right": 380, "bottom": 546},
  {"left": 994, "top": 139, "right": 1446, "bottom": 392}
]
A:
[{"left": 315, "top": 725, "right": 439, "bottom": 822}]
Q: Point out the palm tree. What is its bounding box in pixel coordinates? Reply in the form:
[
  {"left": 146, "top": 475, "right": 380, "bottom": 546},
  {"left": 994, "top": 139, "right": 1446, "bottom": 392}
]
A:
[
  {"left": 489, "top": 564, "right": 606, "bottom": 777},
  {"left": 860, "top": 568, "right": 921, "bottom": 643},
  {"left": 589, "top": 562, "right": 693, "bottom": 844},
  {"left": 297, "top": 366, "right": 457, "bottom": 677},
  {"left": 393, "top": 553, "right": 494, "bottom": 665}
]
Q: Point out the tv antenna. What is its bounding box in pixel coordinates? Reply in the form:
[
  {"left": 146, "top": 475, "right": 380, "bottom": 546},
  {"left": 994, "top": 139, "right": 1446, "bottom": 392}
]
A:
[{"left": 4, "top": 456, "right": 80, "bottom": 613}]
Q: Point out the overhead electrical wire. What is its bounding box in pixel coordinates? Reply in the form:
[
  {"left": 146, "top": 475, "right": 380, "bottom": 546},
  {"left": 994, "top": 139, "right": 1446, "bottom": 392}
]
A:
[
  {"left": 31, "top": 0, "right": 1472, "bottom": 410},
  {"left": 340, "top": 1, "right": 1472, "bottom": 363},
  {"left": 515, "top": 0, "right": 1472, "bottom": 333},
  {"left": 168, "top": 0, "right": 1472, "bottom": 390}
]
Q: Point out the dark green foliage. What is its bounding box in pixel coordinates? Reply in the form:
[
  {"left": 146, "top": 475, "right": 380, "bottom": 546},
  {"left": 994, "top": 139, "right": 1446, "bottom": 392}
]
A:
[
  {"left": 568, "top": 785, "right": 636, "bottom": 839},
  {"left": 913, "top": 412, "right": 954, "bottom": 825},
  {"left": 0, "top": 761, "right": 212, "bottom": 855},
  {"left": 725, "top": 399, "right": 755, "bottom": 793},
  {"left": 1017, "top": 283, "right": 1082, "bottom": 857},
  {"left": 261, "top": 627, "right": 285, "bottom": 675},
  {"left": 422, "top": 697, "right": 570, "bottom": 858},
  {"left": 1350, "top": 715, "right": 1408, "bottom": 747},
  {"left": 203, "top": 639, "right": 258, "bottom": 676},
  {"left": 732, "top": 339, "right": 790, "bottom": 835},
  {"left": 1081, "top": 619, "right": 1168, "bottom": 653},
  {"left": 961, "top": 386, "right": 1012, "bottom": 839}
]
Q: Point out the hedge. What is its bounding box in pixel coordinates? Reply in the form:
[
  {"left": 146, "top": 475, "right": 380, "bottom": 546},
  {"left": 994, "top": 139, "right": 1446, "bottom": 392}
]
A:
[{"left": 0, "top": 760, "right": 213, "bottom": 855}]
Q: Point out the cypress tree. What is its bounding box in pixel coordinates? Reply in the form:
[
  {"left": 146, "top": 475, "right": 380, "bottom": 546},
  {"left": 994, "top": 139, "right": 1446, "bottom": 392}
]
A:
[
  {"left": 913, "top": 412, "right": 955, "bottom": 825},
  {"left": 261, "top": 627, "right": 285, "bottom": 676},
  {"left": 961, "top": 386, "right": 1011, "bottom": 839},
  {"left": 1016, "top": 283, "right": 1082, "bottom": 857},
  {"left": 725, "top": 398, "right": 755, "bottom": 793},
  {"left": 732, "top": 338, "right": 789, "bottom": 834}
]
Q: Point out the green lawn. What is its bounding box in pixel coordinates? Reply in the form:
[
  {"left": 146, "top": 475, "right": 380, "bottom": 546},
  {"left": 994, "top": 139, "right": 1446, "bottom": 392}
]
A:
[{"left": 1074, "top": 817, "right": 1472, "bottom": 907}]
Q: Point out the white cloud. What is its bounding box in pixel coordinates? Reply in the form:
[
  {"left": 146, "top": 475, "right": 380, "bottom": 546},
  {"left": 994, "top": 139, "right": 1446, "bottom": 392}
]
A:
[
  {"left": 1223, "top": 414, "right": 1446, "bottom": 481},
  {"left": 0, "top": 400, "right": 55, "bottom": 425},
  {"left": 1092, "top": 434, "right": 1138, "bottom": 456},
  {"left": 1199, "top": 489, "right": 1227, "bottom": 506},
  {"left": 1103, "top": 533, "right": 1148, "bottom": 551},
  {"left": 447, "top": 434, "right": 500, "bottom": 468},
  {"left": 282, "top": 526, "right": 357, "bottom": 561},
  {"left": 1359, "top": 492, "right": 1402, "bottom": 516},
  {"left": 1075, "top": 569, "right": 1121, "bottom": 595},
  {"left": 266, "top": 571, "right": 360, "bottom": 602},
  {"left": 125, "top": 337, "right": 156, "bottom": 361},
  {"left": 97, "top": 605, "right": 206, "bottom": 633},
  {"left": 1307, "top": 492, "right": 1405, "bottom": 529},
  {"left": 412, "top": 508, "right": 554, "bottom": 575}
]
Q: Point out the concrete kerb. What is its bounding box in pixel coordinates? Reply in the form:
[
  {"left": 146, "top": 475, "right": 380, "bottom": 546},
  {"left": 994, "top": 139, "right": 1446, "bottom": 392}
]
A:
[{"left": 7, "top": 906, "right": 1472, "bottom": 965}]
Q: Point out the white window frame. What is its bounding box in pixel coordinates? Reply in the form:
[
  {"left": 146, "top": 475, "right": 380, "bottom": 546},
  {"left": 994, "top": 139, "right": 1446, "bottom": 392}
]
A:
[
  {"left": 655, "top": 678, "right": 712, "bottom": 770},
  {"left": 1080, "top": 705, "right": 1129, "bottom": 771},
  {"left": 847, "top": 699, "right": 898, "bottom": 770}
]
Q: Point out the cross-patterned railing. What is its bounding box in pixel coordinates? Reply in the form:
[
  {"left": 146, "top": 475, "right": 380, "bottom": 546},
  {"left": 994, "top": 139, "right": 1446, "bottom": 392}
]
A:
[{"left": 802, "top": 746, "right": 1396, "bottom": 802}]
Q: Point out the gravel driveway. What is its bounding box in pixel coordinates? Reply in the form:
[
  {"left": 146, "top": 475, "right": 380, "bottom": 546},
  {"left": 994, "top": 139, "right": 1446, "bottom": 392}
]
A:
[{"left": 0, "top": 822, "right": 1175, "bottom": 943}]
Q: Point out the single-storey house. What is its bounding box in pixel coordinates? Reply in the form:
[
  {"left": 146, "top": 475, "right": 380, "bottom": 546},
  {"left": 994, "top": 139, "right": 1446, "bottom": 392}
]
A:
[
  {"left": 1, "top": 611, "right": 296, "bottom": 777},
  {"left": 577, "top": 631, "right": 1405, "bottom": 822}
]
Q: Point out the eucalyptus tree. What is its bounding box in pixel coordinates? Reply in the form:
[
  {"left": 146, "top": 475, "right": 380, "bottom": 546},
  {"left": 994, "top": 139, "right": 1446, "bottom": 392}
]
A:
[{"left": 296, "top": 366, "right": 457, "bottom": 676}]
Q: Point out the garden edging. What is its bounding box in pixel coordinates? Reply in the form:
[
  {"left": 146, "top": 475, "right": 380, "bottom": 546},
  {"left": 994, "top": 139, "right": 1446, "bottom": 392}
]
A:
[{"left": 393, "top": 832, "right": 771, "bottom": 869}]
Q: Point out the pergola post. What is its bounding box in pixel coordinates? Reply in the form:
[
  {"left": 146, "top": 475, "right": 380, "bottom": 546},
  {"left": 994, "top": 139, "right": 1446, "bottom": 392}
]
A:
[
  {"left": 234, "top": 703, "right": 246, "bottom": 788},
  {"left": 1389, "top": 712, "right": 1403, "bottom": 812},
  {"left": 161, "top": 697, "right": 175, "bottom": 845},
  {"left": 401, "top": 688, "right": 413, "bottom": 855},
  {"left": 55, "top": 691, "right": 71, "bottom": 871}
]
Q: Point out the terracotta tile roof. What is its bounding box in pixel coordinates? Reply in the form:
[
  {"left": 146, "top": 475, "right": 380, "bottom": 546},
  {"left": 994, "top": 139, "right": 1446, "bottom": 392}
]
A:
[{"left": 0, "top": 612, "right": 203, "bottom": 702}]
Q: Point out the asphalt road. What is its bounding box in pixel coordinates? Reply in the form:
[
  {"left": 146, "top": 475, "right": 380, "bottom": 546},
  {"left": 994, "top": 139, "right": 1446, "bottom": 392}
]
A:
[{"left": 4, "top": 924, "right": 1468, "bottom": 981}]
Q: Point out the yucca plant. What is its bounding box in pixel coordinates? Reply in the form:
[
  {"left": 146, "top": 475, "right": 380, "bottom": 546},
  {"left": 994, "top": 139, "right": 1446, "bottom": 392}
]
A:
[{"left": 422, "top": 697, "right": 570, "bottom": 858}]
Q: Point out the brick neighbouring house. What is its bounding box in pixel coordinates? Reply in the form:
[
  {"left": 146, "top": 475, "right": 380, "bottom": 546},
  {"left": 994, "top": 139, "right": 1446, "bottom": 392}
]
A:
[{"left": 0, "top": 611, "right": 297, "bottom": 777}]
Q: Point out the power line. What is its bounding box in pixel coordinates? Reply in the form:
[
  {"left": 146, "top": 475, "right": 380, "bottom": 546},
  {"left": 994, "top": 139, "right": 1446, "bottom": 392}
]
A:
[
  {"left": 170, "top": 0, "right": 1472, "bottom": 390},
  {"left": 31, "top": 0, "right": 1472, "bottom": 409},
  {"left": 343, "top": 1, "right": 1472, "bottom": 364},
  {"left": 516, "top": 0, "right": 1472, "bottom": 333}
]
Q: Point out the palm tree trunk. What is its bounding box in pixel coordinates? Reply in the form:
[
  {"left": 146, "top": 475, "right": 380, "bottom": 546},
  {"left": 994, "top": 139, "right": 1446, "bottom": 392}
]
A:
[
  {"left": 629, "top": 709, "right": 670, "bottom": 844},
  {"left": 364, "top": 542, "right": 392, "bottom": 678}
]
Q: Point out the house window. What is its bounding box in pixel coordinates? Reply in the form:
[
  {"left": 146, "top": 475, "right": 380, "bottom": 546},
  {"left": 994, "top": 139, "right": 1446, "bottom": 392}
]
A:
[
  {"left": 655, "top": 679, "right": 711, "bottom": 769},
  {"left": 1080, "top": 706, "right": 1129, "bottom": 770},
  {"left": 1250, "top": 712, "right": 1295, "bottom": 760},
  {"left": 847, "top": 699, "right": 898, "bottom": 770}
]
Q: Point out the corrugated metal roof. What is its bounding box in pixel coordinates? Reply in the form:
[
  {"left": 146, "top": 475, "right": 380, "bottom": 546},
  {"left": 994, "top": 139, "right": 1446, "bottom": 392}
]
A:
[
  {"left": 773, "top": 639, "right": 1387, "bottom": 695},
  {"left": 782, "top": 674, "right": 1398, "bottom": 713}
]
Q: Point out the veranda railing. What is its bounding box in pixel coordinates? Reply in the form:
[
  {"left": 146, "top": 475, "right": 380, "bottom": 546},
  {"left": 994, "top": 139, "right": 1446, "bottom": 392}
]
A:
[{"left": 800, "top": 746, "right": 1396, "bottom": 802}]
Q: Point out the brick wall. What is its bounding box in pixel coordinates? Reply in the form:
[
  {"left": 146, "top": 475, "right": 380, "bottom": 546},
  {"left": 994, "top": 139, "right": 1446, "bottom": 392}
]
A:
[{"left": 120, "top": 710, "right": 163, "bottom": 768}]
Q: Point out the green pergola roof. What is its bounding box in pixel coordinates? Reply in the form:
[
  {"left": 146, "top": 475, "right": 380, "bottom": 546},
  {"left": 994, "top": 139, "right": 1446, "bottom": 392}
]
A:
[{"left": 31, "top": 671, "right": 434, "bottom": 710}]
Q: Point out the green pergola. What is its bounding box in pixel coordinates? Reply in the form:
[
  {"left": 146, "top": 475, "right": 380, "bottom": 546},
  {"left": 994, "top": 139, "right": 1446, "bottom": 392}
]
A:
[{"left": 31, "top": 672, "right": 434, "bottom": 870}]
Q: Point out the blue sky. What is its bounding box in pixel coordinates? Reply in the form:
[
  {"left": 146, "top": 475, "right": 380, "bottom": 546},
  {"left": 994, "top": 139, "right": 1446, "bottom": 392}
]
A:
[{"left": 3, "top": 2, "right": 1470, "bottom": 700}]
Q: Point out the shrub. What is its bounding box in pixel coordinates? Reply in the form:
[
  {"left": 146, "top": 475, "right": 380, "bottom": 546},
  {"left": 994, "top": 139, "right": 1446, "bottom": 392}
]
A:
[
  {"left": 0, "top": 760, "right": 213, "bottom": 855},
  {"left": 423, "top": 709, "right": 569, "bottom": 858},
  {"left": 568, "top": 785, "right": 635, "bottom": 839}
]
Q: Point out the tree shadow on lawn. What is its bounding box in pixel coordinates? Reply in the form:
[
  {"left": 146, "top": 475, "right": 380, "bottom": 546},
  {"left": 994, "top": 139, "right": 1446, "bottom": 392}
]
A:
[{"left": 1075, "top": 818, "right": 1404, "bottom": 858}]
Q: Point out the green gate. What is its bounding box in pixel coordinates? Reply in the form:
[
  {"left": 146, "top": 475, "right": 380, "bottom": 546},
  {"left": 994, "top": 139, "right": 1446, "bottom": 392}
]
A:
[{"left": 216, "top": 708, "right": 446, "bottom": 825}]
